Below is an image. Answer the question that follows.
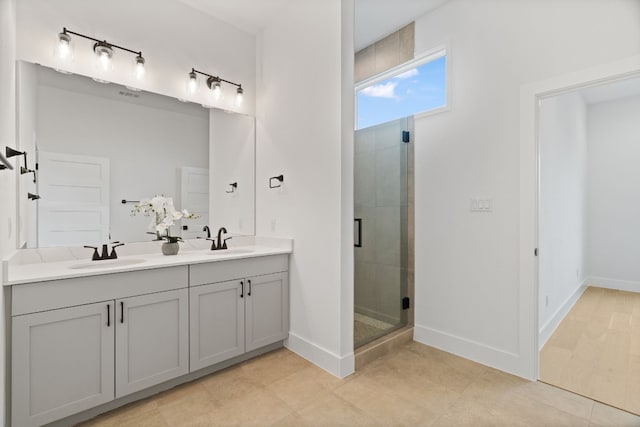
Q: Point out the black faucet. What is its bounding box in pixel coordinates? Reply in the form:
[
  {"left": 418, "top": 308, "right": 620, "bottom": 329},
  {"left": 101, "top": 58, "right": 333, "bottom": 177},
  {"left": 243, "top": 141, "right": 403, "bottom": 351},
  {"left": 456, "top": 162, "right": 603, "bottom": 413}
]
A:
[
  {"left": 84, "top": 242, "right": 125, "bottom": 261},
  {"left": 203, "top": 225, "right": 211, "bottom": 239},
  {"left": 207, "top": 227, "right": 232, "bottom": 250}
]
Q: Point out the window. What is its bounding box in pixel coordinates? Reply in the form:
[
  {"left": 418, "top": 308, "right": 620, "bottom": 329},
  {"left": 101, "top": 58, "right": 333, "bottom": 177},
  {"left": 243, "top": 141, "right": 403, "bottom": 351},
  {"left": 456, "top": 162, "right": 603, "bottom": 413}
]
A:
[{"left": 356, "top": 52, "right": 447, "bottom": 130}]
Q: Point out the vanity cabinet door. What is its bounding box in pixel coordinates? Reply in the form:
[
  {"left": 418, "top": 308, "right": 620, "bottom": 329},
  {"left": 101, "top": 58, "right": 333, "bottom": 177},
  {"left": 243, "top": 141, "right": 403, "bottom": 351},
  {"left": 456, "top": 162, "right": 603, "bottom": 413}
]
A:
[
  {"left": 115, "top": 289, "right": 189, "bottom": 398},
  {"left": 12, "top": 302, "right": 115, "bottom": 427},
  {"left": 190, "top": 280, "right": 245, "bottom": 371},
  {"left": 245, "top": 272, "right": 289, "bottom": 352}
]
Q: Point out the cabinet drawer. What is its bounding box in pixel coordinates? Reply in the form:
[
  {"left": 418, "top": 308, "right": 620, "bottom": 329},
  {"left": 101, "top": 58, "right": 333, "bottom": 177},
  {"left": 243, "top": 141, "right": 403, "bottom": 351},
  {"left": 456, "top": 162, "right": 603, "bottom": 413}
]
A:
[
  {"left": 189, "top": 255, "right": 288, "bottom": 286},
  {"left": 12, "top": 266, "right": 188, "bottom": 316}
]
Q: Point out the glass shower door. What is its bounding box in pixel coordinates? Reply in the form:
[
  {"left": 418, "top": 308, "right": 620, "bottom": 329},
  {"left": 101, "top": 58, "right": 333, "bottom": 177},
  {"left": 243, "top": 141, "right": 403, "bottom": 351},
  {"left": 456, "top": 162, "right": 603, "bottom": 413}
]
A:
[{"left": 354, "top": 117, "right": 409, "bottom": 348}]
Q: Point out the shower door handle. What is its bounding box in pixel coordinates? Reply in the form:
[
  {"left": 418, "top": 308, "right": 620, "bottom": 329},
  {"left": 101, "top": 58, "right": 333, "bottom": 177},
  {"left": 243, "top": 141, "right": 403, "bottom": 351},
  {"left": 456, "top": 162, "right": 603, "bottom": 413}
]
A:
[{"left": 354, "top": 218, "right": 362, "bottom": 247}]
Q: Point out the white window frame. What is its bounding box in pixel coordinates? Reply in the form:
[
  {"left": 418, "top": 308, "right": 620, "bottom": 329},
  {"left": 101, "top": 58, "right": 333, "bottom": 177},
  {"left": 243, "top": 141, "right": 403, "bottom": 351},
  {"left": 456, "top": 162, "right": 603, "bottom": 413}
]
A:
[{"left": 354, "top": 43, "right": 451, "bottom": 129}]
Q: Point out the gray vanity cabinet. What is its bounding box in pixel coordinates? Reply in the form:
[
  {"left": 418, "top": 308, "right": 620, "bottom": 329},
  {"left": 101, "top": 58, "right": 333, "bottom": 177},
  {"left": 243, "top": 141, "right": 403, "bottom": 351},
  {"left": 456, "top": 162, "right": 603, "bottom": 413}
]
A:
[
  {"left": 10, "top": 266, "right": 188, "bottom": 427},
  {"left": 115, "top": 288, "right": 189, "bottom": 398},
  {"left": 188, "top": 255, "right": 289, "bottom": 372},
  {"left": 190, "top": 280, "right": 245, "bottom": 371},
  {"left": 245, "top": 272, "right": 289, "bottom": 352},
  {"left": 12, "top": 301, "right": 115, "bottom": 427}
]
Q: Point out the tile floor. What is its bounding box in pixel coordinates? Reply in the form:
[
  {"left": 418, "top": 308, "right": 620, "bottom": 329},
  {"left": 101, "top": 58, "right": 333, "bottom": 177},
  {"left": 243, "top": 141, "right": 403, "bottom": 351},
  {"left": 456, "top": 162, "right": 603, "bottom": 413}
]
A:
[
  {"left": 77, "top": 341, "right": 640, "bottom": 426},
  {"left": 541, "top": 286, "right": 640, "bottom": 415}
]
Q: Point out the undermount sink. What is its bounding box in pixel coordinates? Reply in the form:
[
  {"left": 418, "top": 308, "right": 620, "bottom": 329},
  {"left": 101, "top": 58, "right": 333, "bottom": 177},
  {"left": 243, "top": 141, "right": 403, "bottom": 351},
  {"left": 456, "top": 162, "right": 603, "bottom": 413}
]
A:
[
  {"left": 69, "top": 258, "right": 146, "bottom": 270},
  {"left": 206, "top": 248, "right": 255, "bottom": 255}
]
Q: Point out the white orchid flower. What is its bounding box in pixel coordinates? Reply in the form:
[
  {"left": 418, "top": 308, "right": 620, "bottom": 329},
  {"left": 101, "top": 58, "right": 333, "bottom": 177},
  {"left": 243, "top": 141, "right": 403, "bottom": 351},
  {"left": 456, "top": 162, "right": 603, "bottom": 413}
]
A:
[{"left": 131, "top": 195, "right": 198, "bottom": 240}]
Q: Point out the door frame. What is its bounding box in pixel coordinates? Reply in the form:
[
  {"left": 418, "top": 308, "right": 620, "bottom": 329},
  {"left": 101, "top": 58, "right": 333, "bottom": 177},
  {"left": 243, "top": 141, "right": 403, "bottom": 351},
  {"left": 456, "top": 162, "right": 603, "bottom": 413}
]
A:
[{"left": 519, "top": 54, "right": 640, "bottom": 380}]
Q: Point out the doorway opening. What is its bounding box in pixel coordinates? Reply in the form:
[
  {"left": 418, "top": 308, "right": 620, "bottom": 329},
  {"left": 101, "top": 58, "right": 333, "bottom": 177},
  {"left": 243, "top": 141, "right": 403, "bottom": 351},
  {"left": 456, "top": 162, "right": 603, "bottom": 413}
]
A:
[{"left": 536, "top": 75, "right": 640, "bottom": 414}]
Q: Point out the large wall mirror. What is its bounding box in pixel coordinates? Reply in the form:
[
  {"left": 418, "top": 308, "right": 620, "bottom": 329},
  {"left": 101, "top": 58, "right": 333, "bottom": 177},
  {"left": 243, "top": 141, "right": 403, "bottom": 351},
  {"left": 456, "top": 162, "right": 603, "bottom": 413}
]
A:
[{"left": 16, "top": 61, "right": 255, "bottom": 248}]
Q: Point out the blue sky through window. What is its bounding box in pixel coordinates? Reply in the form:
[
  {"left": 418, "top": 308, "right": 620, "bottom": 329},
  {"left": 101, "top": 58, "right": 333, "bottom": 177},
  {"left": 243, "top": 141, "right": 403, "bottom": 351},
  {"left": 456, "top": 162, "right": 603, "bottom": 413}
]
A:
[{"left": 356, "top": 56, "right": 446, "bottom": 130}]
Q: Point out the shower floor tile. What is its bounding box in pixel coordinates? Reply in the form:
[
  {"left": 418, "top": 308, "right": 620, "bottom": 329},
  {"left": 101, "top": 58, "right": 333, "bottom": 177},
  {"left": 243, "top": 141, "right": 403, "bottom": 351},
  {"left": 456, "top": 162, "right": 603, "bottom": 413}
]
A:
[{"left": 354, "top": 313, "right": 395, "bottom": 347}]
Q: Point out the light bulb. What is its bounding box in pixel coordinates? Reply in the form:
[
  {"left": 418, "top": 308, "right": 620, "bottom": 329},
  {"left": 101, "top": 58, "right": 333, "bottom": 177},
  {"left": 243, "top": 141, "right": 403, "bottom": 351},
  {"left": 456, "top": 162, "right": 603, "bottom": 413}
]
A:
[
  {"left": 207, "top": 76, "right": 222, "bottom": 100},
  {"left": 188, "top": 72, "right": 198, "bottom": 94},
  {"left": 236, "top": 86, "right": 244, "bottom": 105},
  {"left": 55, "top": 32, "right": 73, "bottom": 60},
  {"left": 99, "top": 52, "right": 110, "bottom": 70},
  {"left": 93, "top": 42, "right": 113, "bottom": 71},
  {"left": 134, "top": 55, "right": 145, "bottom": 79},
  {"left": 58, "top": 40, "right": 70, "bottom": 58}
]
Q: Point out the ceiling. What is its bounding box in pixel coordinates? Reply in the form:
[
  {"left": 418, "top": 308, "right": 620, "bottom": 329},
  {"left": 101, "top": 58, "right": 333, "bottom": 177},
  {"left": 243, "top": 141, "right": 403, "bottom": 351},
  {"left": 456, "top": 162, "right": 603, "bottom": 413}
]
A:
[
  {"left": 177, "top": 0, "right": 292, "bottom": 35},
  {"left": 177, "top": 0, "right": 450, "bottom": 51}
]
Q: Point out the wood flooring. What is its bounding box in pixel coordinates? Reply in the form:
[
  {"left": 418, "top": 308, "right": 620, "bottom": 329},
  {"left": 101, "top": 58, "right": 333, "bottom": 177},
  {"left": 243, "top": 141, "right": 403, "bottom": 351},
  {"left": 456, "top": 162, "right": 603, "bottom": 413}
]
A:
[{"left": 541, "top": 286, "right": 640, "bottom": 416}]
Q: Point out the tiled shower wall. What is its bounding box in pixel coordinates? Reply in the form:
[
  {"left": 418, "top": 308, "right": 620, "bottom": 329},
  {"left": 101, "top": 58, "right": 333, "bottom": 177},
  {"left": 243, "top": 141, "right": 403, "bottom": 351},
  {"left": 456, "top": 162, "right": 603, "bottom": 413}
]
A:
[{"left": 354, "top": 22, "right": 415, "bottom": 83}]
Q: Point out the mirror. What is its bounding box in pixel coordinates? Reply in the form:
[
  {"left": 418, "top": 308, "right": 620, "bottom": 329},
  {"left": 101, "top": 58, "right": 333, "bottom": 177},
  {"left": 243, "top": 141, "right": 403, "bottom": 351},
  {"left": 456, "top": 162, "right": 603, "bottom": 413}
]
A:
[{"left": 16, "top": 61, "right": 255, "bottom": 248}]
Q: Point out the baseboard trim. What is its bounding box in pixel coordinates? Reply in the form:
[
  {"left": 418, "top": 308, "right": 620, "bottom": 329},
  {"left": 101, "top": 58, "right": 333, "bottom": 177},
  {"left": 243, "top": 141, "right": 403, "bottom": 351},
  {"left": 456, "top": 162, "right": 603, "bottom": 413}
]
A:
[
  {"left": 285, "top": 332, "right": 354, "bottom": 379},
  {"left": 413, "top": 324, "right": 524, "bottom": 378},
  {"left": 587, "top": 276, "right": 640, "bottom": 293},
  {"left": 538, "top": 281, "right": 587, "bottom": 350}
]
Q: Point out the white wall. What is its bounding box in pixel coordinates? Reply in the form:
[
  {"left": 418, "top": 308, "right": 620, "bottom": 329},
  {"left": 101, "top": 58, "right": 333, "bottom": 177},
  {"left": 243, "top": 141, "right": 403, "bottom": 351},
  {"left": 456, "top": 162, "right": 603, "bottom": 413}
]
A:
[
  {"left": 210, "top": 109, "right": 255, "bottom": 235},
  {"left": 36, "top": 70, "right": 208, "bottom": 244},
  {"left": 538, "top": 92, "right": 587, "bottom": 346},
  {"left": 0, "top": 0, "right": 16, "bottom": 422},
  {"left": 412, "top": 0, "right": 640, "bottom": 377},
  {"left": 16, "top": 0, "right": 256, "bottom": 115},
  {"left": 256, "top": 0, "right": 355, "bottom": 377},
  {"left": 587, "top": 95, "right": 640, "bottom": 290}
]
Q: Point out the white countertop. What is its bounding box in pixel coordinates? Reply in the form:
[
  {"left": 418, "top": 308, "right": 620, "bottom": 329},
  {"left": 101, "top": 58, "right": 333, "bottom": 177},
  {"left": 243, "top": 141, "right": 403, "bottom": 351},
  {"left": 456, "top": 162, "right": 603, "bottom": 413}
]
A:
[{"left": 3, "top": 236, "right": 293, "bottom": 286}]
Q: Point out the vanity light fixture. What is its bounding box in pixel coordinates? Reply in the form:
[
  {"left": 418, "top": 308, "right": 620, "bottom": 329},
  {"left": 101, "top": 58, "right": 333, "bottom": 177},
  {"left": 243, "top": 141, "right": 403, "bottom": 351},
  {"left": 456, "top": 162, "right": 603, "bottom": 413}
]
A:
[
  {"left": 208, "top": 76, "right": 222, "bottom": 99},
  {"left": 56, "top": 28, "right": 145, "bottom": 79},
  {"left": 236, "top": 86, "right": 244, "bottom": 104},
  {"left": 188, "top": 68, "right": 244, "bottom": 105},
  {"left": 55, "top": 31, "right": 73, "bottom": 60},
  {"left": 187, "top": 71, "right": 198, "bottom": 94},
  {"left": 0, "top": 151, "right": 12, "bottom": 171}
]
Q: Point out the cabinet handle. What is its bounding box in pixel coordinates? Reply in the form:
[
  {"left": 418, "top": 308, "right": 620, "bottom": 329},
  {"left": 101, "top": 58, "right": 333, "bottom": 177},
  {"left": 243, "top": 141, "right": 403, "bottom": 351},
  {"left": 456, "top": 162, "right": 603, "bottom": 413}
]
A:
[
  {"left": 240, "top": 280, "right": 244, "bottom": 298},
  {"left": 248, "top": 279, "right": 252, "bottom": 296},
  {"left": 107, "top": 304, "right": 110, "bottom": 327},
  {"left": 120, "top": 301, "right": 124, "bottom": 324}
]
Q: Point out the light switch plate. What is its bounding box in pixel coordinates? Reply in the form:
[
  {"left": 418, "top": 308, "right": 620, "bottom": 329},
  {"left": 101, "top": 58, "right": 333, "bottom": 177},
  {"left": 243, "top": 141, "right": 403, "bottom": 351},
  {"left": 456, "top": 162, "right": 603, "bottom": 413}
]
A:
[{"left": 470, "top": 198, "right": 492, "bottom": 212}]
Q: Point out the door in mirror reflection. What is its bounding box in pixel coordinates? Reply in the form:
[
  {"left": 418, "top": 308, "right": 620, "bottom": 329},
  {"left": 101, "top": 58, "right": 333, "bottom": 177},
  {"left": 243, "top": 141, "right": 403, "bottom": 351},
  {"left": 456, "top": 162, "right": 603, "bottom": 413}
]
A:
[{"left": 38, "top": 152, "right": 110, "bottom": 247}]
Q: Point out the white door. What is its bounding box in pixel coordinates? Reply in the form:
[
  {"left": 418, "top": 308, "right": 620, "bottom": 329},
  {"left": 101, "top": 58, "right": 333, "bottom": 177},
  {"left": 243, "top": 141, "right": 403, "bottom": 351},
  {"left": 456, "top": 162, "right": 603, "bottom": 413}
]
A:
[
  {"left": 38, "top": 151, "right": 110, "bottom": 247},
  {"left": 245, "top": 273, "right": 289, "bottom": 352},
  {"left": 190, "top": 280, "right": 245, "bottom": 371},
  {"left": 12, "top": 302, "right": 115, "bottom": 427},
  {"left": 115, "top": 289, "right": 189, "bottom": 398},
  {"left": 180, "top": 166, "right": 209, "bottom": 239}
]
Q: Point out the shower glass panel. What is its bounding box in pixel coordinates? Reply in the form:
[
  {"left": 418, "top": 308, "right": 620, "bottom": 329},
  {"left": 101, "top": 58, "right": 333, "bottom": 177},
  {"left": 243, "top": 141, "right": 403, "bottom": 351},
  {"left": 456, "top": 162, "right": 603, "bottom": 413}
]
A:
[{"left": 354, "top": 117, "right": 409, "bottom": 348}]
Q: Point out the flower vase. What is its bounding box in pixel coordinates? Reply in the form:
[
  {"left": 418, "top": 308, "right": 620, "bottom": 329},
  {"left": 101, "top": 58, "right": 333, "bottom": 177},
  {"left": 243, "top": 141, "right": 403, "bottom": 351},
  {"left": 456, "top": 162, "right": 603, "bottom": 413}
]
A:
[{"left": 162, "top": 242, "right": 180, "bottom": 256}]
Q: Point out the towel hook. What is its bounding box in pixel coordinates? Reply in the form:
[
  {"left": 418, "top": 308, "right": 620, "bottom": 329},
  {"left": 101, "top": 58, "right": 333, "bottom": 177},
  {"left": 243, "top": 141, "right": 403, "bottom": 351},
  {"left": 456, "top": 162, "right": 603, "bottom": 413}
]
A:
[{"left": 226, "top": 182, "right": 238, "bottom": 193}]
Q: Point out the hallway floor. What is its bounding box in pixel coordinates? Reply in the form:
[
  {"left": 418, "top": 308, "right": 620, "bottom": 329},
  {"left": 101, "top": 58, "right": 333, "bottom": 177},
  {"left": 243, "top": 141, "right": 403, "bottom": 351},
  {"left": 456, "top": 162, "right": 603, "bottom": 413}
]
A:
[
  {"left": 541, "top": 286, "right": 640, "bottom": 416},
  {"left": 77, "top": 341, "right": 639, "bottom": 426}
]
